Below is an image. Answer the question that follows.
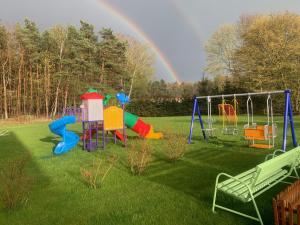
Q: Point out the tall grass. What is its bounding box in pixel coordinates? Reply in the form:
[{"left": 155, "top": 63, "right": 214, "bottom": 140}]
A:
[
  {"left": 0, "top": 155, "right": 32, "bottom": 209},
  {"left": 80, "top": 154, "right": 118, "bottom": 189},
  {"left": 164, "top": 132, "right": 188, "bottom": 162},
  {"left": 127, "top": 140, "right": 152, "bottom": 175}
]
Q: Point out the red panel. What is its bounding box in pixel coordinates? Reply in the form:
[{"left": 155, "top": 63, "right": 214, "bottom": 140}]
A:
[
  {"left": 132, "top": 119, "right": 151, "bottom": 137},
  {"left": 80, "top": 92, "right": 104, "bottom": 100}
]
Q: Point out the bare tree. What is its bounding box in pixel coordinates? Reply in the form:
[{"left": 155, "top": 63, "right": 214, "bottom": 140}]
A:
[{"left": 117, "top": 34, "right": 155, "bottom": 98}]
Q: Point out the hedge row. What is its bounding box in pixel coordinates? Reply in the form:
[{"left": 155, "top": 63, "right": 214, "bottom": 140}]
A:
[
  {"left": 126, "top": 95, "right": 287, "bottom": 117},
  {"left": 126, "top": 99, "right": 193, "bottom": 117}
]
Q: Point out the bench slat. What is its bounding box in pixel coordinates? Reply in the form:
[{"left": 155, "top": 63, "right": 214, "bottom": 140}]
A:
[
  {"left": 219, "top": 169, "right": 288, "bottom": 202},
  {"left": 218, "top": 168, "right": 256, "bottom": 188}
]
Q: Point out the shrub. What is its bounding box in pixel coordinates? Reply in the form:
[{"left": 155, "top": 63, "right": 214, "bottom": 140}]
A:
[
  {"left": 128, "top": 140, "right": 152, "bottom": 175},
  {"left": 0, "top": 156, "right": 32, "bottom": 209},
  {"left": 164, "top": 132, "right": 188, "bottom": 162},
  {"left": 80, "top": 154, "right": 118, "bottom": 189}
]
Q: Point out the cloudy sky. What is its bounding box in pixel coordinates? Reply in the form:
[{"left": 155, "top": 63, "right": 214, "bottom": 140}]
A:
[{"left": 1, "top": 0, "right": 300, "bottom": 82}]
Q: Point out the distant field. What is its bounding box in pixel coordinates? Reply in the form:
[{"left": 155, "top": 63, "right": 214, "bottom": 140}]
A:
[{"left": 0, "top": 115, "right": 299, "bottom": 225}]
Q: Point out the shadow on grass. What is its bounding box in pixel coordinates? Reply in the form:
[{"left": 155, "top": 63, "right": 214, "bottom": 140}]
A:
[
  {"left": 40, "top": 136, "right": 59, "bottom": 145},
  {"left": 0, "top": 132, "right": 50, "bottom": 213},
  {"left": 145, "top": 142, "right": 280, "bottom": 225}
]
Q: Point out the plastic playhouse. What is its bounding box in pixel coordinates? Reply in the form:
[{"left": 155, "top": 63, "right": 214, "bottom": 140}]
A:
[{"left": 79, "top": 89, "right": 163, "bottom": 152}]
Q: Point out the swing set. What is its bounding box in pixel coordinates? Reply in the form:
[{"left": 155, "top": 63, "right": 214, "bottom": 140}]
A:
[{"left": 188, "top": 90, "right": 297, "bottom": 151}]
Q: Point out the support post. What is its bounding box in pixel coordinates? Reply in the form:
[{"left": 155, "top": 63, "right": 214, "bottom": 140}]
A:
[
  {"left": 122, "top": 104, "right": 126, "bottom": 147},
  {"left": 282, "top": 90, "right": 297, "bottom": 151},
  {"left": 88, "top": 121, "right": 92, "bottom": 151},
  {"left": 282, "top": 90, "right": 289, "bottom": 151},
  {"left": 188, "top": 97, "right": 205, "bottom": 144},
  {"left": 102, "top": 120, "right": 105, "bottom": 149},
  {"left": 287, "top": 91, "right": 297, "bottom": 148},
  {"left": 82, "top": 121, "right": 86, "bottom": 150}
]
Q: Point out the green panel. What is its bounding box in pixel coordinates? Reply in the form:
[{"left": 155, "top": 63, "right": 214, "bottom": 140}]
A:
[
  {"left": 124, "top": 112, "right": 138, "bottom": 128},
  {"left": 103, "top": 94, "right": 112, "bottom": 106},
  {"left": 87, "top": 88, "right": 97, "bottom": 93}
]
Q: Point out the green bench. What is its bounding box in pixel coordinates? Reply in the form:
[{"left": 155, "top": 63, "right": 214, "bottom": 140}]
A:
[{"left": 212, "top": 146, "right": 300, "bottom": 225}]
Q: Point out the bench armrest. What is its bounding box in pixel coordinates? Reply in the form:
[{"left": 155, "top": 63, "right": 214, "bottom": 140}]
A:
[
  {"left": 264, "top": 154, "right": 274, "bottom": 161},
  {"left": 216, "top": 172, "right": 252, "bottom": 193},
  {"left": 273, "top": 149, "right": 285, "bottom": 156},
  {"left": 265, "top": 149, "right": 285, "bottom": 161}
]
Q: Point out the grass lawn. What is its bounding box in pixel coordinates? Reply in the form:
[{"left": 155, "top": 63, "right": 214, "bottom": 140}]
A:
[{"left": 0, "top": 115, "right": 299, "bottom": 225}]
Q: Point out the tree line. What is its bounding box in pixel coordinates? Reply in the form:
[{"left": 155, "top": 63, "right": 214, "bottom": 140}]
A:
[
  {"left": 204, "top": 12, "right": 300, "bottom": 112},
  {"left": 0, "top": 19, "right": 155, "bottom": 119},
  {"left": 1, "top": 12, "right": 300, "bottom": 119}
]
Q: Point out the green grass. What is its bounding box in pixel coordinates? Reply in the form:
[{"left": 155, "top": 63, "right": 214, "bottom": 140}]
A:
[{"left": 0, "top": 115, "right": 299, "bottom": 225}]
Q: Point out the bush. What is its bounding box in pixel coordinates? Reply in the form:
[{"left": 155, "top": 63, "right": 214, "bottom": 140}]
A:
[
  {"left": 128, "top": 140, "right": 152, "bottom": 175},
  {"left": 0, "top": 156, "right": 32, "bottom": 209},
  {"left": 164, "top": 133, "right": 188, "bottom": 162},
  {"left": 80, "top": 154, "right": 118, "bottom": 189}
]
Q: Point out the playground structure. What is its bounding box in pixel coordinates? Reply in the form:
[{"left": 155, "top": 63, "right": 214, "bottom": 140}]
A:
[
  {"left": 48, "top": 116, "right": 80, "bottom": 155},
  {"left": 80, "top": 89, "right": 163, "bottom": 151},
  {"left": 49, "top": 88, "right": 163, "bottom": 154},
  {"left": 63, "top": 107, "right": 82, "bottom": 122},
  {"left": 188, "top": 90, "right": 297, "bottom": 151}
]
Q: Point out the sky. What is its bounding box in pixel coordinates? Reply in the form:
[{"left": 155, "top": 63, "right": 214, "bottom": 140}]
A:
[{"left": 1, "top": 0, "right": 300, "bottom": 82}]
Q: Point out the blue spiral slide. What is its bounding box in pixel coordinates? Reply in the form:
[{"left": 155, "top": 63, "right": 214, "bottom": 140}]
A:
[{"left": 48, "top": 116, "right": 79, "bottom": 155}]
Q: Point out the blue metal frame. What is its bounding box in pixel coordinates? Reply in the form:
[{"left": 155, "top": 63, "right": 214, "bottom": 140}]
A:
[
  {"left": 188, "top": 97, "right": 206, "bottom": 143},
  {"left": 282, "top": 89, "right": 297, "bottom": 151},
  {"left": 189, "top": 90, "right": 297, "bottom": 150}
]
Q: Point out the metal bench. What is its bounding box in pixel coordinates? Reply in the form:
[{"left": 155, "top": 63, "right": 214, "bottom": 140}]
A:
[{"left": 212, "top": 146, "right": 300, "bottom": 225}]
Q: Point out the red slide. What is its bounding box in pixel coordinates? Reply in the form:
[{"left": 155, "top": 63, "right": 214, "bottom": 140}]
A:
[{"left": 114, "top": 130, "right": 125, "bottom": 142}]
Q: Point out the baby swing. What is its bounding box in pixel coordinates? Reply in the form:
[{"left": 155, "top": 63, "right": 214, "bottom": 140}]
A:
[{"left": 218, "top": 95, "right": 238, "bottom": 135}]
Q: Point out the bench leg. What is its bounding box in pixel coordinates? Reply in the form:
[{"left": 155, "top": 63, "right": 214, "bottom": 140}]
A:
[
  {"left": 212, "top": 179, "right": 218, "bottom": 213},
  {"left": 212, "top": 190, "right": 263, "bottom": 224},
  {"left": 294, "top": 168, "right": 299, "bottom": 178},
  {"left": 212, "top": 173, "right": 264, "bottom": 224},
  {"left": 250, "top": 193, "right": 264, "bottom": 225}
]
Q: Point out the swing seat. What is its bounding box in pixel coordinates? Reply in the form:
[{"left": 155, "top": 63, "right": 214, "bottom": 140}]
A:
[
  {"left": 222, "top": 127, "right": 238, "bottom": 135},
  {"left": 202, "top": 128, "right": 216, "bottom": 138},
  {"left": 244, "top": 124, "right": 277, "bottom": 149},
  {"left": 244, "top": 125, "right": 267, "bottom": 141},
  {"left": 244, "top": 124, "right": 277, "bottom": 141},
  {"left": 249, "top": 143, "right": 273, "bottom": 149}
]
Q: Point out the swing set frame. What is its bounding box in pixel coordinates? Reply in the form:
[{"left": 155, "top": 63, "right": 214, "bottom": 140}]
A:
[{"left": 188, "top": 90, "right": 297, "bottom": 151}]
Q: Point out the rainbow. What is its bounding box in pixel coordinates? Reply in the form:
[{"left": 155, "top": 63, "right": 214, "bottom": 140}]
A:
[
  {"left": 170, "top": 0, "right": 203, "bottom": 42},
  {"left": 97, "top": 0, "right": 181, "bottom": 83}
]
